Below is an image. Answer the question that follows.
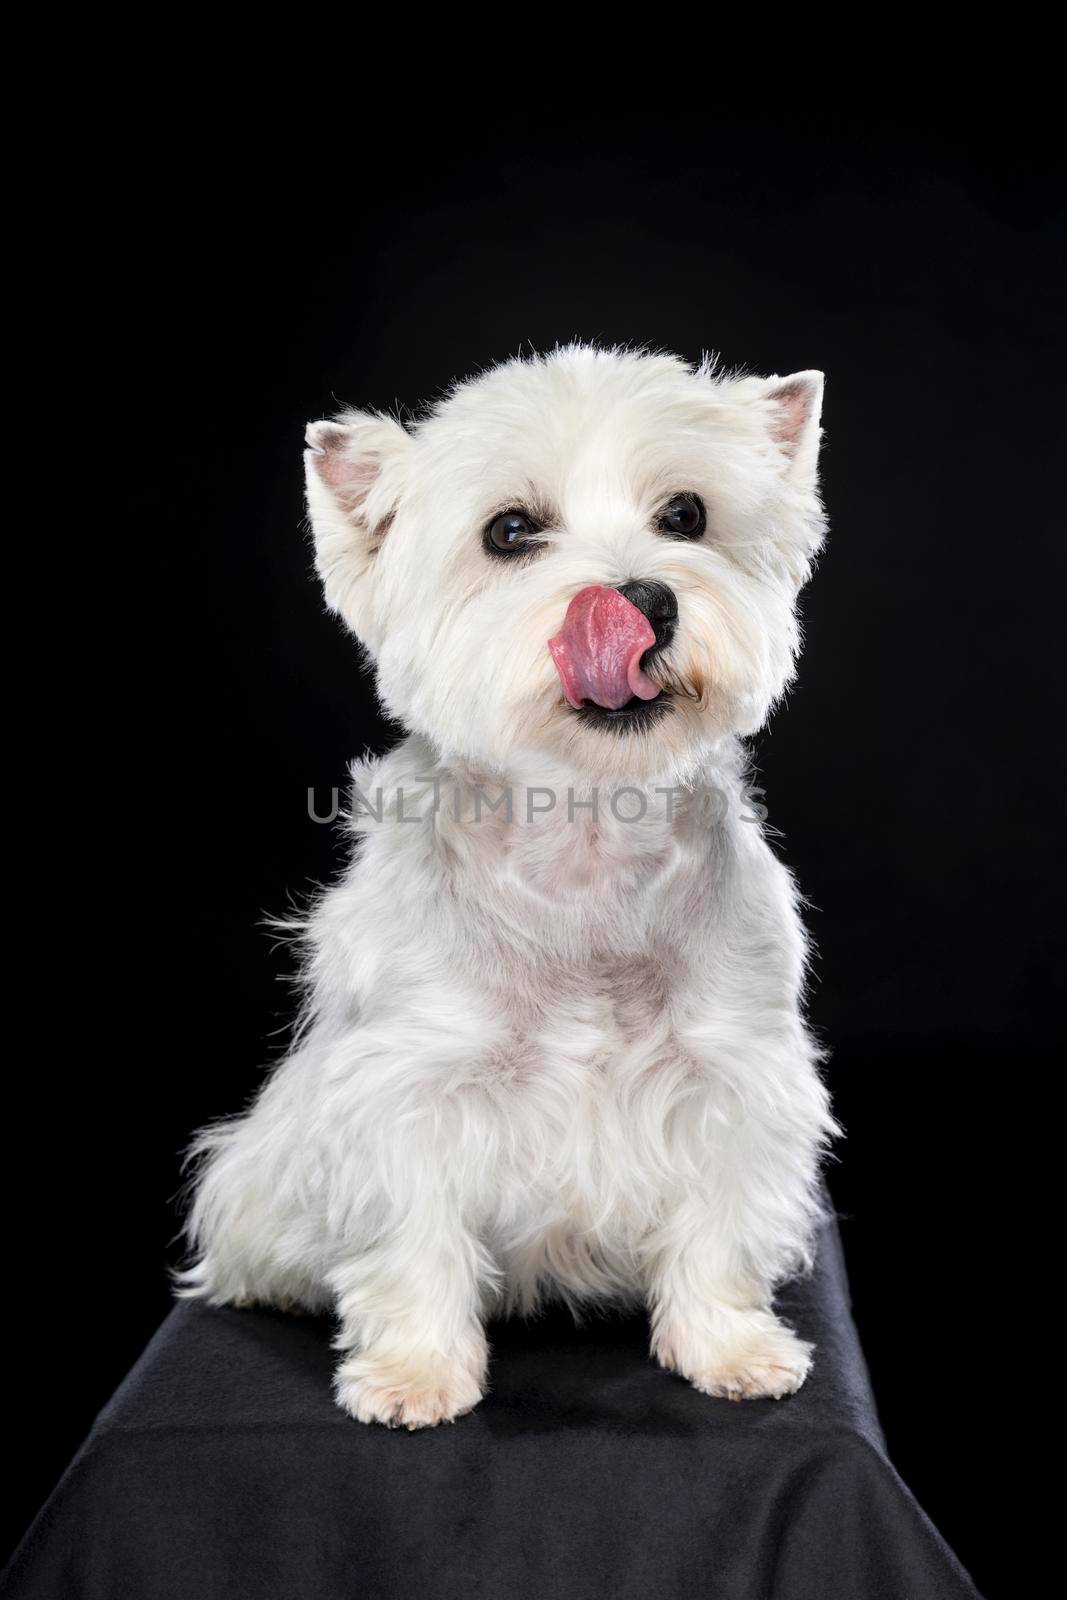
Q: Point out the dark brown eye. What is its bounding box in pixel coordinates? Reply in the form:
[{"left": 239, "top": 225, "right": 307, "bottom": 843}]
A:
[
  {"left": 485, "top": 508, "right": 543, "bottom": 556},
  {"left": 656, "top": 493, "right": 706, "bottom": 540}
]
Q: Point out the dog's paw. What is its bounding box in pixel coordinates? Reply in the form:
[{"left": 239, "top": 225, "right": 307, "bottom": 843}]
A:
[
  {"left": 654, "top": 1307, "right": 812, "bottom": 1401},
  {"left": 334, "top": 1354, "right": 484, "bottom": 1429}
]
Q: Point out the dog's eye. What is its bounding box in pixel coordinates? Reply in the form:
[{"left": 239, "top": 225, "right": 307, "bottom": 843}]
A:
[
  {"left": 656, "top": 494, "right": 706, "bottom": 540},
  {"left": 485, "top": 509, "right": 543, "bottom": 556}
]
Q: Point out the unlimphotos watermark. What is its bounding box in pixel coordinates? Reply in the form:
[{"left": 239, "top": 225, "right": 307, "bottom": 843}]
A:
[{"left": 306, "top": 780, "right": 768, "bottom": 827}]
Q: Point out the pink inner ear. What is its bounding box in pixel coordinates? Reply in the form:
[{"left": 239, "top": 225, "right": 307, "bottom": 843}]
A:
[
  {"left": 769, "top": 381, "right": 815, "bottom": 450},
  {"left": 309, "top": 426, "right": 378, "bottom": 507}
]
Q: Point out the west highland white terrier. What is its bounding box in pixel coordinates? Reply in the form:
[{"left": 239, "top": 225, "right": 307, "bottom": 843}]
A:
[{"left": 179, "top": 344, "right": 839, "bottom": 1428}]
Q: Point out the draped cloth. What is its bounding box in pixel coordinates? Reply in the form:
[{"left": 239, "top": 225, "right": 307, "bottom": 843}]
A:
[{"left": 4, "top": 1218, "right": 981, "bottom": 1599}]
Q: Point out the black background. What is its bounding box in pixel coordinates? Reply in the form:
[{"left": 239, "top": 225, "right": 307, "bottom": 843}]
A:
[{"left": 10, "top": 97, "right": 1064, "bottom": 1597}]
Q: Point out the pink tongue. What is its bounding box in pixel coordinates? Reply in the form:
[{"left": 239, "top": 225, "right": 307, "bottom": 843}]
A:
[{"left": 548, "top": 586, "right": 660, "bottom": 711}]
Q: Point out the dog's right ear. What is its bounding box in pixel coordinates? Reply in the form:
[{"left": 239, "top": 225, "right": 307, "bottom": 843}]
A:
[{"left": 304, "top": 410, "right": 411, "bottom": 638}]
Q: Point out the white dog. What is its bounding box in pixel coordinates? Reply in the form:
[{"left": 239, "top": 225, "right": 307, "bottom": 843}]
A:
[{"left": 179, "top": 344, "right": 839, "bottom": 1428}]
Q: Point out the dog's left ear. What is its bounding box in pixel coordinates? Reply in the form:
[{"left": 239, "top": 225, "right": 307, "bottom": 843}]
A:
[
  {"left": 304, "top": 410, "right": 412, "bottom": 641},
  {"left": 761, "top": 371, "right": 825, "bottom": 487}
]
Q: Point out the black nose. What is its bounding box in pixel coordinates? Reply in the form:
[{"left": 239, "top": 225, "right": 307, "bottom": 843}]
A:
[{"left": 615, "top": 579, "right": 678, "bottom": 652}]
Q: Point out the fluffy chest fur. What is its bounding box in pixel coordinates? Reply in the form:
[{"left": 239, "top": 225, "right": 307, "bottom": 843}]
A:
[{"left": 291, "top": 738, "right": 807, "bottom": 1309}]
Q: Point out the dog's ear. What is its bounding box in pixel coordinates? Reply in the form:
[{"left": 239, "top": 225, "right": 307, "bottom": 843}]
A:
[
  {"left": 304, "top": 410, "right": 411, "bottom": 637},
  {"left": 760, "top": 371, "right": 824, "bottom": 487}
]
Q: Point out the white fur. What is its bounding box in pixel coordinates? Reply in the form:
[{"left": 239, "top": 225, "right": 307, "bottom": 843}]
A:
[{"left": 178, "top": 345, "right": 839, "bottom": 1427}]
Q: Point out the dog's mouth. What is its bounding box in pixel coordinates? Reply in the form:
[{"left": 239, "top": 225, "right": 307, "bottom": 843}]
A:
[
  {"left": 575, "top": 693, "right": 672, "bottom": 732},
  {"left": 548, "top": 586, "right": 671, "bottom": 732}
]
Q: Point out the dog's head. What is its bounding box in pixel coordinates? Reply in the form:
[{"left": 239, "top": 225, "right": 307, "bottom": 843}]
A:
[{"left": 305, "top": 346, "right": 825, "bottom": 781}]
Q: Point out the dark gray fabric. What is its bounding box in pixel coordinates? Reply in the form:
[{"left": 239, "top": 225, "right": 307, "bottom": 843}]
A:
[{"left": 4, "top": 1220, "right": 980, "bottom": 1599}]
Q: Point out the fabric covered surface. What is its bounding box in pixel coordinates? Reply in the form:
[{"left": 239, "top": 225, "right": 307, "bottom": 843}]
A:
[{"left": 4, "top": 1219, "right": 980, "bottom": 1599}]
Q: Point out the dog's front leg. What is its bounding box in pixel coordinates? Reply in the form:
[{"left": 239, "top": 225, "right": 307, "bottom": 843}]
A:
[
  {"left": 644, "top": 1044, "right": 832, "bottom": 1401},
  {"left": 329, "top": 1206, "right": 492, "bottom": 1429},
  {"left": 646, "top": 1196, "right": 814, "bottom": 1402}
]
